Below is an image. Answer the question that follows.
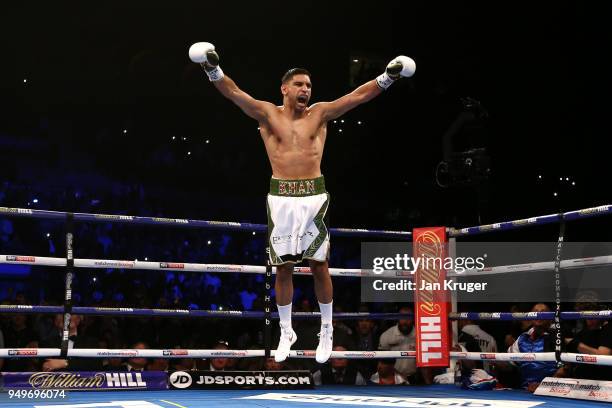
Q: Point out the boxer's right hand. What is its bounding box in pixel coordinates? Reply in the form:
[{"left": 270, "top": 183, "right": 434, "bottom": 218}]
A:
[{"left": 189, "top": 42, "right": 224, "bottom": 81}]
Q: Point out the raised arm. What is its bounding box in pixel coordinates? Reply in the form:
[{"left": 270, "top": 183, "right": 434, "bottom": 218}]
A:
[
  {"left": 189, "top": 42, "right": 274, "bottom": 122},
  {"left": 317, "top": 55, "right": 416, "bottom": 122}
]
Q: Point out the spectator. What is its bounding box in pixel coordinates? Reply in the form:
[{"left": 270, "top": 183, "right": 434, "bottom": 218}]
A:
[
  {"left": 207, "top": 340, "right": 230, "bottom": 371},
  {"left": 561, "top": 297, "right": 612, "bottom": 380},
  {"left": 378, "top": 305, "right": 420, "bottom": 382},
  {"left": 313, "top": 345, "right": 366, "bottom": 385},
  {"left": 459, "top": 318, "right": 497, "bottom": 372},
  {"left": 40, "top": 314, "right": 102, "bottom": 371},
  {"left": 103, "top": 356, "right": 127, "bottom": 371},
  {"left": 352, "top": 314, "right": 378, "bottom": 378},
  {"left": 3, "top": 314, "right": 38, "bottom": 371},
  {"left": 147, "top": 357, "right": 169, "bottom": 371},
  {"left": 171, "top": 357, "right": 197, "bottom": 371},
  {"left": 125, "top": 341, "right": 149, "bottom": 372},
  {"left": 263, "top": 357, "right": 285, "bottom": 371},
  {"left": 507, "top": 303, "right": 557, "bottom": 391},
  {"left": 369, "top": 359, "right": 407, "bottom": 385},
  {"left": 331, "top": 305, "right": 355, "bottom": 349}
]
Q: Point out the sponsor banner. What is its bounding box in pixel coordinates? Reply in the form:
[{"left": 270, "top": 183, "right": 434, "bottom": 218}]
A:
[
  {"left": 168, "top": 370, "right": 313, "bottom": 390},
  {"left": 1, "top": 371, "right": 167, "bottom": 391},
  {"left": 159, "top": 262, "right": 185, "bottom": 269},
  {"left": 5, "top": 255, "right": 36, "bottom": 262},
  {"left": 0, "top": 207, "right": 33, "bottom": 215},
  {"left": 535, "top": 377, "right": 612, "bottom": 403},
  {"left": 242, "top": 393, "right": 544, "bottom": 408},
  {"left": 8, "top": 349, "right": 38, "bottom": 356},
  {"left": 93, "top": 260, "right": 135, "bottom": 268},
  {"left": 413, "top": 227, "right": 450, "bottom": 368}
]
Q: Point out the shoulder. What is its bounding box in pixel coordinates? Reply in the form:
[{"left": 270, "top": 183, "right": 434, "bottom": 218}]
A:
[{"left": 381, "top": 325, "right": 397, "bottom": 337}]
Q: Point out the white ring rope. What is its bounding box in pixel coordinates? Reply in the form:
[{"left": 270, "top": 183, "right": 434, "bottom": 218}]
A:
[
  {"left": 2, "top": 348, "right": 611, "bottom": 365},
  {"left": 0, "top": 255, "right": 362, "bottom": 277},
  {"left": 1, "top": 254, "right": 611, "bottom": 278}
]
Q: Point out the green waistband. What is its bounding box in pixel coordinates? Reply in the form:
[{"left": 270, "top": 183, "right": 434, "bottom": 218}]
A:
[{"left": 269, "top": 176, "right": 326, "bottom": 196}]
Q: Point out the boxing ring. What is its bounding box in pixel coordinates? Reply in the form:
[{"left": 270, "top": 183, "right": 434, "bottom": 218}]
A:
[{"left": 1, "top": 204, "right": 612, "bottom": 407}]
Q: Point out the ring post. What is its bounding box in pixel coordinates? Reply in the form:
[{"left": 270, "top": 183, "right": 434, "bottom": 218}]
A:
[{"left": 61, "top": 213, "right": 75, "bottom": 358}]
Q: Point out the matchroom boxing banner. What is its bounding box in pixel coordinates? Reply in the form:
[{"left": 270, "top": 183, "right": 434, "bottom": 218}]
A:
[{"left": 413, "top": 227, "right": 450, "bottom": 368}]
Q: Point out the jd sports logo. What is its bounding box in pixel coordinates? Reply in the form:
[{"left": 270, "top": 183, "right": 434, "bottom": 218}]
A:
[{"left": 169, "top": 371, "right": 192, "bottom": 389}]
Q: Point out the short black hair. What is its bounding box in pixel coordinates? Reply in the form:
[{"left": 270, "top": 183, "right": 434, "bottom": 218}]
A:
[{"left": 281, "top": 68, "right": 311, "bottom": 84}]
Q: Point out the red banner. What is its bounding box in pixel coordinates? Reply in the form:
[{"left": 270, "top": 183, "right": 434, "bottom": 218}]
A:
[{"left": 412, "top": 226, "right": 450, "bottom": 367}]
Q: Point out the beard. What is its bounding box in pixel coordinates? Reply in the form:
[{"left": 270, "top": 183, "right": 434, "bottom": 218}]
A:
[{"left": 398, "top": 322, "right": 413, "bottom": 335}]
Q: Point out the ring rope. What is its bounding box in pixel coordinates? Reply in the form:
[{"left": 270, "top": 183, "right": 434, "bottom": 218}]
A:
[
  {"left": 2, "top": 348, "right": 612, "bottom": 366},
  {"left": 2, "top": 204, "right": 612, "bottom": 238},
  {"left": 2, "top": 253, "right": 610, "bottom": 278}
]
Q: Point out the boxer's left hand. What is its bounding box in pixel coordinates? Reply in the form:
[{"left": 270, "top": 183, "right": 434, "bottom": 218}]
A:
[{"left": 376, "top": 55, "right": 416, "bottom": 90}]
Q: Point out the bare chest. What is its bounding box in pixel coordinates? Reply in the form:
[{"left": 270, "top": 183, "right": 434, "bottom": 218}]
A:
[{"left": 265, "top": 115, "right": 326, "bottom": 147}]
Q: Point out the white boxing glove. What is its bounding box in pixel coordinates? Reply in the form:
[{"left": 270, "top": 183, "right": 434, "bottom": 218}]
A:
[
  {"left": 376, "top": 55, "right": 416, "bottom": 90},
  {"left": 189, "top": 42, "right": 224, "bottom": 81}
]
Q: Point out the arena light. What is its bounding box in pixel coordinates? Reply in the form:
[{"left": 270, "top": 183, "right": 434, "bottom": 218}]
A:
[
  {"left": 207, "top": 240, "right": 212, "bottom": 245},
  {"left": 33, "top": 198, "right": 39, "bottom": 203},
  {"left": 123, "top": 129, "right": 127, "bottom": 134},
  {"left": 23, "top": 79, "right": 27, "bottom": 84},
  {"left": 357, "top": 121, "right": 362, "bottom": 125},
  {"left": 206, "top": 139, "right": 210, "bottom": 144}
]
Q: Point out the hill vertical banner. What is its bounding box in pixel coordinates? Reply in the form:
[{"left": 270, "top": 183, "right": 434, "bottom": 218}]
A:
[{"left": 413, "top": 227, "right": 450, "bottom": 367}]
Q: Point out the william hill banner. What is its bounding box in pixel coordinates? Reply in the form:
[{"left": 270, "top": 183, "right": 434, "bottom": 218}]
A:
[
  {"left": 412, "top": 227, "right": 450, "bottom": 367},
  {"left": 1, "top": 371, "right": 167, "bottom": 391}
]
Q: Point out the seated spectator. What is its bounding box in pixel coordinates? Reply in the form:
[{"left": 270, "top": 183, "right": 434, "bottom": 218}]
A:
[
  {"left": 561, "top": 298, "right": 612, "bottom": 380},
  {"left": 125, "top": 341, "right": 149, "bottom": 372},
  {"left": 504, "top": 304, "right": 531, "bottom": 348},
  {"left": 207, "top": 340, "right": 230, "bottom": 371},
  {"left": 171, "top": 357, "right": 197, "bottom": 371},
  {"left": 103, "top": 356, "right": 127, "bottom": 371},
  {"left": 352, "top": 314, "right": 378, "bottom": 378},
  {"left": 331, "top": 305, "right": 355, "bottom": 349},
  {"left": 378, "top": 305, "right": 429, "bottom": 383},
  {"left": 147, "top": 357, "right": 169, "bottom": 371},
  {"left": 313, "top": 345, "right": 366, "bottom": 385},
  {"left": 507, "top": 303, "right": 557, "bottom": 391},
  {"left": 263, "top": 357, "right": 285, "bottom": 371},
  {"left": 369, "top": 359, "right": 407, "bottom": 385},
  {"left": 459, "top": 318, "right": 497, "bottom": 372},
  {"left": 3, "top": 314, "right": 39, "bottom": 371},
  {"left": 40, "top": 314, "right": 102, "bottom": 371}
]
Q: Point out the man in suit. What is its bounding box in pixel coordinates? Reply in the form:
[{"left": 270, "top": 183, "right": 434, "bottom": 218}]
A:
[{"left": 39, "top": 314, "right": 102, "bottom": 371}]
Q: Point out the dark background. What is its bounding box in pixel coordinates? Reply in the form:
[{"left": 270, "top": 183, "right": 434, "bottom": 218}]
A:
[
  {"left": 2, "top": 1, "right": 610, "bottom": 230},
  {"left": 0, "top": 2, "right": 610, "bottom": 360}
]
